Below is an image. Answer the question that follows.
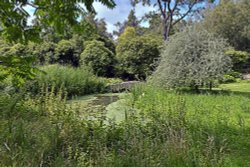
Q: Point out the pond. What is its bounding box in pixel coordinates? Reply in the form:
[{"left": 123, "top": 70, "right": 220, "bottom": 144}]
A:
[{"left": 89, "top": 95, "right": 119, "bottom": 106}]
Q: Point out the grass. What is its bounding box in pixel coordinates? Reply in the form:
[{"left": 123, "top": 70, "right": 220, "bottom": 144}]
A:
[
  {"left": 131, "top": 84, "right": 250, "bottom": 166},
  {"left": 220, "top": 80, "right": 250, "bottom": 93},
  {"left": 28, "top": 64, "right": 107, "bottom": 97},
  {"left": 1, "top": 80, "right": 250, "bottom": 166}
]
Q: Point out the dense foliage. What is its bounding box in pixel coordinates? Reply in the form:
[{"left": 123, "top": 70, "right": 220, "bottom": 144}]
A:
[
  {"left": 55, "top": 40, "right": 81, "bottom": 67},
  {"left": 204, "top": 0, "right": 250, "bottom": 52},
  {"left": 225, "top": 49, "right": 250, "bottom": 72},
  {"left": 152, "top": 26, "right": 231, "bottom": 89},
  {"left": 0, "top": 0, "right": 116, "bottom": 42},
  {"left": 80, "top": 40, "right": 116, "bottom": 77},
  {"left": 0, "top": 40, "right": 39, "bottom": 87},
  {"left": 116, "top": 27, "right": 162, "bottom": 80}
]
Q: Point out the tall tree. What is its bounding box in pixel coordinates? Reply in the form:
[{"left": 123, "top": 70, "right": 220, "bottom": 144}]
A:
[
  {"left": 0, "top": 0, "right": 116, "bottom": 43},
  {"left": 0, "top": 0, "right": 116, "bottom": 86},
  {"left": 203, "top": 0, "right": 250, "bottom": 52},
  {"left": 113, "top": 9, "right": 140, "bottom": 37},
  {"left": 132, "top": 0, "right": 215, "bottom": 41},
  {"left": 116, "top": 27, "right": 162, "bottom": 80},
  {"left": 152, "top": 26, "right": 231, "bottom": 90}
]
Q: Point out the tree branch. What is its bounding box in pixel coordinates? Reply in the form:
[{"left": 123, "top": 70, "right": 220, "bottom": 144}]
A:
[
  {"left": 172, "top": 1, "right": 197, "bottom": 26},
  {"left": 157, "top": 0, "right": 166, "bottom": 18}
]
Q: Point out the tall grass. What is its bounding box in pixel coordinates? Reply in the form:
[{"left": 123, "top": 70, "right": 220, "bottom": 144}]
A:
[
  {"left": 131, "top": 84, "right": 250, "bottom": 166},
  {"left": 28, "top": 64, "right": 107, "bottom": 97},
  {"left": 1, "top": 83, "right": 250, "bottom": 166}
]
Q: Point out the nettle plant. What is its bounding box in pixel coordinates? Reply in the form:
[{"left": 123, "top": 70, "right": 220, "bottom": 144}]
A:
[{"left": 152, "top": 25, "right": 232, "bottom": 90}]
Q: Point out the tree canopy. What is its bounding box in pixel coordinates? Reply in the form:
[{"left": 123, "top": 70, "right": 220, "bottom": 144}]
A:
[
  {"left": 203, "top": 0, "right": 250, "bottom": 52},
  {"left": 0, "top": 0, "right": 116, "bottom": 43},
  {"left": 131, "top": 0, "right": 215, "bottom": 41}
]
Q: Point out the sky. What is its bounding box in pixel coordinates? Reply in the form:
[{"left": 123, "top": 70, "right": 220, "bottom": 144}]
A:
[
  {"left": 24, "top": 0, "right": 156, "bottom": 33},
  {"left": 92, "top": 1, "right": 156, "bottom": 32}
]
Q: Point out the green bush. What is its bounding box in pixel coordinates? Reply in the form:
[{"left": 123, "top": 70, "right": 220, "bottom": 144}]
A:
[
  {"left": 221, "top": 74, "right": 237, "bottom": 83},
  {"left": 80, "top": 40, "right": 116, "bottom": 77},
  {"left": 29, "top": 64, "right": 106, "bottom": 97},
  {"left": 0, "top": 42, "right": 39, "bottom": 88},
  {"left": 220, "top": 71, "right": 242, "bottom": 84},
  {"left": 151, "top": 25, "right": 231, "bottom": 90},
  {"left": 225, "top": 49, "right": 250, "bottom": 71},
  {"left": 116, "top": 27, "right": 162, "bottom": 80},
  {"left": 226, "top": 71, "right": 242, "bottom": 79}
]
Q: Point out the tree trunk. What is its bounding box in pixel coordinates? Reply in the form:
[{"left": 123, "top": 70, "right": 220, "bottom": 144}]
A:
[
  {"left": 194, "top": 85, "right": 199, "bottom": 93},
  {"left": 163, "top": 14, "right": 172, "bottom": 41},
  {"left": 163, "top": 19, "right": 168, "bottom": 41},
  {"left": 209, "top": 81, "right": 213, "bottom": 91}
]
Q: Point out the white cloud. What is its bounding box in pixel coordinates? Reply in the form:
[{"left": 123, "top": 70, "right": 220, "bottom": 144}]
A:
[{"left": 93, "top": 1, "right": 157, "bottom": 32}]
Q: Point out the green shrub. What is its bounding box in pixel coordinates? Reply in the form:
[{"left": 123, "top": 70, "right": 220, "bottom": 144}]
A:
[
  {"left": 220, "top": 71, "right": 242, "bottom": 84},
  {"left": 116, "top": 27, "right": 162, "bottom": 80},
  {"left": 221, "top": 74, "right": 237, "bottom": 83},
  {"left": 0, "top": 42, "right": 39, "bottom": 88},
  {"left": 80, "top": 40, "right": 116, "bottom": 77},
  {"left": 29, "top": 64, "right": 106, "bottom": 97},
  {"left": 225, "top": 49, "right": 250, "bottom": 71}
]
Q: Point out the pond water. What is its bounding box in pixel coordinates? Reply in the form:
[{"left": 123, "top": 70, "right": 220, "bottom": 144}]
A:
[{"left": 90, "top": 95, "right": 119, "bottom": 106}]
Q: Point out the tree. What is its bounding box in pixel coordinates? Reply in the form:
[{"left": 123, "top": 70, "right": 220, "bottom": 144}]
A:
[
  {"left": 55, "top": 39, "right": 82, "bottom": 67},
  {"left": 0, "top": 0, "right": 116, "bottom": 43},
  {"left": 225, "top": 49, "right": 250, "bottom": 72},
  {"left": 27, "top": 41, "right": 57, "bottom": 65},
  {"left": 132, "top": 0, "right": 215, "bottom": 41},
  {"left": 151, "top": 26, "right": 231, "bottom": 90},
  {"left": 84, "top": 13, "right": 112, "bottom": 38},
  {"left": 0, "top": 0, "right": 116, "bottom": 86},
  {"left": 80, "top": 40, "right": 116, "bottom": 77},
  {"left": 113, "top": 9, "right": 140, "bottom": 37},
  {"left": 0, "top": 41, "right": 38, "bottom": 87},
  {"left": 116, "top": 27, "right": 162, "bottom": 80},
  {"left": 203, "top": 0, "right": 250, "bottom": 52}
]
